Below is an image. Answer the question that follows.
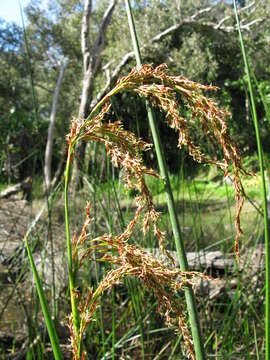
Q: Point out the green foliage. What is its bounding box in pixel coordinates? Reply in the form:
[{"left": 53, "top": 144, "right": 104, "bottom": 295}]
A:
[{"left": 0, "top": 110, "right": 47, "bottom": 181}]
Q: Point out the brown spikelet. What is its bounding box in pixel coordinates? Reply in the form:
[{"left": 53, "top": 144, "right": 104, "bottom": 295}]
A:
[
  {"left": 68, "top": 315, "right": 79, "bottom": 360},
  {"left": 178, "top": 316, "right": 195, "bottom": 360},
  {"left": 77, "top": 202, "right": 91, "bottom": 246},
  {"left": 69, "top": 99, "right": 168, "bottom": 259}
]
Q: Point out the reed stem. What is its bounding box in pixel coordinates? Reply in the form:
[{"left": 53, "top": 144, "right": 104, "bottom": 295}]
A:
[
  {"left": 65, "top": 149, "right": 81, "bottom": 356},
  {"left": 233, "top": 2, "right": 269, "bottom": 358},
  {"left": 124, "top": 1, "right": 205, "bottom": 358}
]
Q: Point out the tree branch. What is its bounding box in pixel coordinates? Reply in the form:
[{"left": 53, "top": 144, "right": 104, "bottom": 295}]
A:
[
  {"left": 44, "top": 59, "right": 67, "bottom": 192},
  {"left": 91, "top": 0, "right": 117, "bottom": 76},
  {"left": 72, "top": 0, "right": 118, "bottom": 189},
  {"left": 191, "top": 6, "right": 214, "bottom": 20},
  {"left": 90, "top": 2, "right": 263, "bottom": 107},
  {"left": 79, "top": 0, "right": 117, "bottom": 119},
  {"left": 91, "top": 51, "right": 133, "bottom": 108}
]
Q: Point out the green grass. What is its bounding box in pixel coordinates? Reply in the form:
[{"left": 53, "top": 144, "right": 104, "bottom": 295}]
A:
[
  {"left": 80, "top": 172, "right": 262, "bottom": 254},
  {"left": 24, "top": 236, "right": 63, "bottom": 360},
  {"left": 110, "top": 172, "right": 261, "bottom": 205},
  {"left": 0, "top": 182, "right": 10, "bottom": 192}
]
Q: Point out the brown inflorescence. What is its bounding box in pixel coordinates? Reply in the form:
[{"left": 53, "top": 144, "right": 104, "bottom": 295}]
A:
[
  {"left": 68, "top": 100, "right": 170, "bottom": 258},
  {"left": 77, "top": 229, "right": 211, "bottom": 360},
  {"left": 67, "top": 64, "right": 249, "bottom": 357},
  {"left": 68, "top": 63, "right": 248, "bottom": 258},
  {"left": 114, "top": 64, "right": 249, "bottom": 258}
]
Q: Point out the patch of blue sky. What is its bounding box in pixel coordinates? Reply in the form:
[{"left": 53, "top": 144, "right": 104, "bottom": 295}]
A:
[{"left": 0, "top": 0, "right": 48, "bottom": 26}]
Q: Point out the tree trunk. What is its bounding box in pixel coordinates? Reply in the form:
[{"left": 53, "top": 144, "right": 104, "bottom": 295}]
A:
[
  {"left": 44, "top": 60, "right": 67, "bottom": 193},
  {"left": 71, "top": 0, "right": 117, "bottom": 191},
  {"left": 50, "top": 142, "right": 68, "bottom": 189}
]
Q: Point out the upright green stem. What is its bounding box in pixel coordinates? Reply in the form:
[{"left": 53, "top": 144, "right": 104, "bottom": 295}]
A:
[
  {"left": 124, "top": 1, "right": 205, "bottom": 359},
  {"left": 65, "top": 150, "right": 81, "bottom": 355},
  {"left": 233, "top": 2, "right": 269, "bottom": 358},
  {"left": 25, "top": 236, "right": 63, "bottom": 360}
]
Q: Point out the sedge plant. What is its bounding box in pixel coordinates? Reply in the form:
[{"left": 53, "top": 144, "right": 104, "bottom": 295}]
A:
[{"left": 64, "top": 63, "right": 248, "bottom": 359}]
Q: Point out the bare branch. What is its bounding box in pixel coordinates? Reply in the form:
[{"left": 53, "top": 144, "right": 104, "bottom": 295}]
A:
[
  {"left": 153, "top": 6, "right": 214, "bottom": 42},
  {"left": 79, "top": 0, "right": 117, "bottom": 119},
  {"left": 239, "top": 1, "right": 256, "bottom": 14},
  {"left": 79, "top": 0, "right": 93, "bottom": 119},
  {"left": 89, "top": 8, "right": 216, "bottom": 103},
  {"left": 212, "top": 17, "right": 263, "bottom": 32},
  {"left": 152, "top": 23, "right": 181, "bottom": 43},
  {"left": 91, "top": 51, "right": 134, "bottom": 108},
  {"left": 215, "top": 15, "right": 231, "bottom": 30},
  {"left": 214, "top": 0, "right": 258, "bottom": 31},
  {"left": 91, "top": 0, "right": 117, "bottom": 75},
  {"left": 191, "top": 6, "right": 214, "bottom": 20},
  {"left": 239, "top": 18, "right": 264, "bottom": 31},
  {"left": 72, "top": 1, "right": 118, "bottom": 189},
  {"left": 44, "top": 59, "right": 67, "bottom": 192},
  {"left": 91, "top": 2, "right": 263, "bottom": 108}
]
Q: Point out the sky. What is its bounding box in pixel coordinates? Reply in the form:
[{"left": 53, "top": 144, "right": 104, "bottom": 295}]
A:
[
  {"left": 0, "top": 0, "right": 49, "bottom": 26},
  {"left": 0, "top": 0, "right": 31, "bottom": 25}
]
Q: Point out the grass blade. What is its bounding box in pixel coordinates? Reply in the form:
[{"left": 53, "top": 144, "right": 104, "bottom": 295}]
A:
[{"left": 24, "top": 236, "right": 63, "bottom": 360}]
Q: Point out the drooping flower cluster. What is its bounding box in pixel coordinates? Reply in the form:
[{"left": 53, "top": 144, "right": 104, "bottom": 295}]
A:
[
  {"left": 72, "top": 204, "right": 211, "bottom": 360},
  {"left": 68, "top": 100, "right": 169, "bottom": 257},
  {"left": 68, "top": 64, "right": 248, "bottom": 257},
  {"left": 67, "top": 64, "right": 248, "bottom": 358},
  {"left": 114, "top": 64, "right": 248, "bottom": 256}
]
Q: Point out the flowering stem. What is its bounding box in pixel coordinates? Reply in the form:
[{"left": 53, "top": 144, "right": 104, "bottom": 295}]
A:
[
  {"left": 65, "top": 148, "right": 81, "bottom": 357},
  {"left": 124, "top": 1, "right": 205, "bottom": 359}
]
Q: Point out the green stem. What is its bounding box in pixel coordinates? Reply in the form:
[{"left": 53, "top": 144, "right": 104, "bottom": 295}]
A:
[
  {"left": 124, "top": 1, "right": 205, "bottom": 359},
  {"left": 65, "top": 150, "right": 81, "bottom": 356},
  {"left": 24, "top": 236, "right": 63, "bottom": 360},
  {"left": 233, "top": 2, "right": 269, "bottom": 358}
]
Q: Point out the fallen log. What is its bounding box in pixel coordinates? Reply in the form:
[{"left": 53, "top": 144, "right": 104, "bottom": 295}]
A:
[
  {"left": 148, "top": 245, "right": 265, "bottom": 274},
  {"left": 0, "top": 177, "right": 32, "bottom": 200},
  {"left": 148, "top": 248, "right": 235, "bottom": 274}
]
